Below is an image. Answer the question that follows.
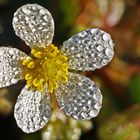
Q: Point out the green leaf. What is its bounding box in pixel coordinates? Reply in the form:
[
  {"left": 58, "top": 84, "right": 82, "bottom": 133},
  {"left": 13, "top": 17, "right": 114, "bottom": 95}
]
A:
[{"left": 128, "top": 74, "right": 140, "bottom": 103}]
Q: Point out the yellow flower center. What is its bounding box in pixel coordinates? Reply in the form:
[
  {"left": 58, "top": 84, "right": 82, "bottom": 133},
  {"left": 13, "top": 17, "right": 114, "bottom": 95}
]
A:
[{"left": 21, "top": 44, "right": 68, "bottom": 93}]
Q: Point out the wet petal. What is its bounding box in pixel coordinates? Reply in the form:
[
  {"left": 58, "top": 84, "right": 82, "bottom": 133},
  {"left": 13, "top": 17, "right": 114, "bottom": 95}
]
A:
[
  {"left": 61, "top": 28, "right": 114, "bottom": 71},
  {"left": 55, "top": 72, "right": 102, "bottom": 120},
  {"left": 0, "top": 47, "right": 27, "bottom": 88},
  {"left": 12, "top": 4, "right": 54, "bottom": 47},
  {"left": 14, "top": 86, "right": 51, "bottom": 133}
]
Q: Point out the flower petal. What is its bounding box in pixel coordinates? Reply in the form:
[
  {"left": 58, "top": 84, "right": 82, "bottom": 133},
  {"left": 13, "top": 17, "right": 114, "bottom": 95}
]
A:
[
  {"left": 0, "top": 47, "right": 27, "bottom": 88},
  {"left": 12, "top": 4, "right": 54, "bottom": 47},
  {"left": 61, "top": 28, "right": 114, "bottom": 71},
  {"left": 55, "top": 72, "right": 102, "bottom": 120},
  {"left": 14, "top": 86, "right": 51, "bottom": 133}
]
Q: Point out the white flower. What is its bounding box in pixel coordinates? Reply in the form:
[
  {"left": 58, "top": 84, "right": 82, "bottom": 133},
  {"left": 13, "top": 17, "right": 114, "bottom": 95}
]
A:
[{"left": 0, "top": 4, "right": 114, "bottom": 133}]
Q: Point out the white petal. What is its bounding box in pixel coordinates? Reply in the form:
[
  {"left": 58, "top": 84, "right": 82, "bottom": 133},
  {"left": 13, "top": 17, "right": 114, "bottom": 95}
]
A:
[
  {"left": 0, "top": 47, "right": 27, "bottom": 88},
  {"left": 12, "top": 4, "right": 54, "bottom": 47},
  {"left": 61, "top": 28, "right": 115, "bottom": 71},
  {"left": 14, "top": 86, "right": 51, "bottom": 133},
  {"left": 55, "top": 72, "right": 102, "bottom": 120}
]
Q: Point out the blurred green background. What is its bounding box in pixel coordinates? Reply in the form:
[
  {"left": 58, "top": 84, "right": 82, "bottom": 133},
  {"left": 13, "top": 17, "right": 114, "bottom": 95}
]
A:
[{"left": 0, "top": 0, "right": 140, "bottom": 140}]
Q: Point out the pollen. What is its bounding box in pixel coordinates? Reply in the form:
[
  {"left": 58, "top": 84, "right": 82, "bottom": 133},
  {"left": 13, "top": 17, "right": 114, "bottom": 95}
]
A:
[{"left": 21, "top": 44, "right": 68, "bottom": 93}]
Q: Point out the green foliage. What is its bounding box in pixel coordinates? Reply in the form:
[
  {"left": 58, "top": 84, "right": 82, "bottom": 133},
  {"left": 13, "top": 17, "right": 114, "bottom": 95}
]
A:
[
  {"left": 58, "top": 0, "right": 78, "bottom": 26},
  {"left": 98, "top": 114, "right": 140, "bottom": 140},
  {"left": 128, "top": 74, "right": 140, "bottom": 103}
]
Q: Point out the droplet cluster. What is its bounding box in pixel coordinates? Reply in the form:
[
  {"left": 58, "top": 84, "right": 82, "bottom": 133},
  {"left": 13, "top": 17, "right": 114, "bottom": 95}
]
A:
[
  {"left": 0, "top": 2, "right": 116, "bottom": 134},
  {"left": 14, "top": 86, "right": 51, "bottom": 133},
  {"left": 56, "top": 73, "right": 102, "bottom": 120},
  {"left": 12, "top": 4, "right": 54, "bottom": 47},
  {"left": 0, "top": 47, "right": 26, "bottom": 87},
  {"left": 61, "top": 28, "right": 115, "bottom": 71}
]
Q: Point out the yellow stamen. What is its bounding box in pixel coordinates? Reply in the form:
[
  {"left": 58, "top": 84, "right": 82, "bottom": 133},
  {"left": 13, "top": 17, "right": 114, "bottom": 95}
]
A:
[
  {"left": 22, "top": 59, "right": 30, "bottom": 66},
  {"left": 27, "top": 79, "right": 32, "bottom": 87},
  {"left": 31, "top": 48, "right": 36, "bottom": 55},
  {"left": 21, "top": 44, "right": 68, "bottom": 93},
  {"left": 56, "top": 70, "right": 68, "bottom": 82},
  {"left": 48, "top": 80, "right": 58, "bottom": 93},
  {"left": 47, "top": 44, "right": 55, "bottom": 53},
  {"left": 25, "top": 73, "right": 32, "bottom": 80},
  {"left": 27, "top": 61, "right": 35, "bottom": 69},
  {"left": 33, "top": 78, "right": 40, "bottom": 87},
  {"left": 34, "top": 51, "right": 43, "bottom": 59}
]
